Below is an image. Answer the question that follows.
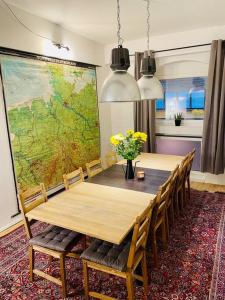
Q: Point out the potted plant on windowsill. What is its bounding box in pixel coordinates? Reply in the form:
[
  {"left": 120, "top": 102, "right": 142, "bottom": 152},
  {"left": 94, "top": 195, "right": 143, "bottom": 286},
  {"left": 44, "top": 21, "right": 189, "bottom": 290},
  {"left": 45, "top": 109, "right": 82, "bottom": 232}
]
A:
[{"left": 174, "top": 112, "right": 183, "bottom": 126}]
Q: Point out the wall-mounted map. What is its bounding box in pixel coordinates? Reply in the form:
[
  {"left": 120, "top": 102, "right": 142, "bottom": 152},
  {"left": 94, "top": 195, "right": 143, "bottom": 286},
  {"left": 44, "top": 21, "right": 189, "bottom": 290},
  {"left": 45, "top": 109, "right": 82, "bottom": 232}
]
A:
[{"left": 0, "top": 53, "right": 100, "bottom": 191}]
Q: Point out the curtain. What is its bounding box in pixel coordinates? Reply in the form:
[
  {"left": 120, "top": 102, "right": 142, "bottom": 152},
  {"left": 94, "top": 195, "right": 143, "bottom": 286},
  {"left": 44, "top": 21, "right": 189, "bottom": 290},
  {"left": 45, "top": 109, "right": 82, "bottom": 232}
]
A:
[
  {"left": 201, "top": 40, "right": 225, "bottom": 174},
  {"left": 134, "top": 52, "right": 156, "bottom": 153}
]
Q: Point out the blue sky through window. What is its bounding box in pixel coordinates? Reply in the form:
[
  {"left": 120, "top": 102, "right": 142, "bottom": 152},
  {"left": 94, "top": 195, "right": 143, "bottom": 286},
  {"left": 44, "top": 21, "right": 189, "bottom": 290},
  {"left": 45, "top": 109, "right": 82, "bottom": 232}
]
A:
[{"left": 156, "top": 77, "right": 207, "bottom": 119}]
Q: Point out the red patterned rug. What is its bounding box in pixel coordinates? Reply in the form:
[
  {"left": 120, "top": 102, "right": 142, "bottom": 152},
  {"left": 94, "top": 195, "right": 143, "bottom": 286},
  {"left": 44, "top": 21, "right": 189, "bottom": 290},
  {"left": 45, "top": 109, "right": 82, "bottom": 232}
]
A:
[
  {"left": 209, "top": 196, "right": 225, "bottom": 300},
  {"left": 0, "top": 190, "right": 224, "bottom": 300}
]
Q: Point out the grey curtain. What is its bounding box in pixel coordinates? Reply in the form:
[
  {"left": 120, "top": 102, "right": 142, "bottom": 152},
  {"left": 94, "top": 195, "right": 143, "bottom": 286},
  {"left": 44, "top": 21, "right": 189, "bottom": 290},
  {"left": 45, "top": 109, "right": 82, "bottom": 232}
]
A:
[
  {"left": 134, "top": 52, "right": 156, "bottom": 153},
  {"left": 201, "top": 40, "right": 225, "bottom": 174}
]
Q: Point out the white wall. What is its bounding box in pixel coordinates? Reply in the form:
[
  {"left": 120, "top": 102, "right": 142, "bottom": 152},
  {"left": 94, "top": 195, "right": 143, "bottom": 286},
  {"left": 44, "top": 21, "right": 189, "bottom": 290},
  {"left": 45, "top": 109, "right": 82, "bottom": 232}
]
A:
[
  {"left": 104, "top": 25, "right": 225, "bottom": 185},
  {"left": 105, "top": 25, "right": 225, "bottom": 63},
  {"left": 0, "top": 3, "right": 110, "bottom": 231}
]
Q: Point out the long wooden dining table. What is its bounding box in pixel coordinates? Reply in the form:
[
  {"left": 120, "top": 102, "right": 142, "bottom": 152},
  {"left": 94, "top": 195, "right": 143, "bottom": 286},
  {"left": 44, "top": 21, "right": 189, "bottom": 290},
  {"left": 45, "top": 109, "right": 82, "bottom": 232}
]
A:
[{"left": 26, "top": 153, "right": 184, "bottom": 245}]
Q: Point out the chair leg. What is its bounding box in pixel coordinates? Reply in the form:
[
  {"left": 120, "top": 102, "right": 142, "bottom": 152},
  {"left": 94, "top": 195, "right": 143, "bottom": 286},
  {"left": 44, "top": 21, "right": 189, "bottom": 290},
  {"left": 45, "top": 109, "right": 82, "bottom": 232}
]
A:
[
  {"left": 126, "top": 272, "right": 135, "bottom": 300},
  {"left": 59, "top": 254, "right": 67, "bottom": 299},
  {"left": 182, "top": 184, "right": 186, "bottom": 208},
  {"left": 170, "top": 200, "right": 175, "bottom": 225},
  {"left": 29, "top": 245, "right": 34, "bottom": 282},
  {"left": 82, "top": 261, "right": 90, "bottom": 300},
  {"left": 179, "top": 190, "right": 184, "bottom": 212},
  {"left": 165, "top": 210, "right": 170, "bottom": 240},
  {"left": 141, "top": 252, "right": 148, "bottom": 297},
  {"left": 181, "top": 183, "right": 187, "bottom": 210},
  {"left": 168, "top": 201, "right": 174, "bottom": 225},
  {"left": 175, "top": 191, "right": 180, "bottom": 217},
  {"left": 161, "top": 219, "right": 168, "bottom": 250},
  {"left": 151, "top": 231, "right": 158, "bottom": 268},
  {"left": 187, "top": 177, "right": 191, "bottom": 201}
]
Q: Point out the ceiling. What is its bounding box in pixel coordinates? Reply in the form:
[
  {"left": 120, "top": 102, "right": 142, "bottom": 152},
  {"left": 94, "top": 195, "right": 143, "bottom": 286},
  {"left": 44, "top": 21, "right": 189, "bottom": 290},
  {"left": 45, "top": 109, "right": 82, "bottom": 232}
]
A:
[{"left": 4, "top": 0, "right": 225, "bottom": 45}]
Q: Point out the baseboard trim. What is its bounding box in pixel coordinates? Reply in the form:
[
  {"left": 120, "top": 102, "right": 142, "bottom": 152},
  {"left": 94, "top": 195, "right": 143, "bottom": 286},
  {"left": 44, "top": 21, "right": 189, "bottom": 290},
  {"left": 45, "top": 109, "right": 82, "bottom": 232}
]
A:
[
  {"left": 0, "top": 215, "right": 23, "bottom": 237},
  {"left": 190, "top": 170, "right": 225, "bottom": 185},
  {"left": 190, "top": 171, "right": 205, "bottom": 182}
]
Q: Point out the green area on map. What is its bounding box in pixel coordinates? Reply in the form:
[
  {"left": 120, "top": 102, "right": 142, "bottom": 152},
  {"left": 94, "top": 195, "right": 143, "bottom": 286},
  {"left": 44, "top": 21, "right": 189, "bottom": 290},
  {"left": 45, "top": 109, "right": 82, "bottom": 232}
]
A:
[{"left": 1, "top": 56, "right": 100, "bottom": 190}]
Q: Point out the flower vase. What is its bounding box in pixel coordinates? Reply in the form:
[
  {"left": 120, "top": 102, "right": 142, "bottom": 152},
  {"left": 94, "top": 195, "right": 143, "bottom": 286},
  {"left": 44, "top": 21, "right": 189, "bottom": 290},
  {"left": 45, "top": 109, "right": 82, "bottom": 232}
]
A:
[{"left": 125, "top": 160, "right": 134, "bottom": 180}]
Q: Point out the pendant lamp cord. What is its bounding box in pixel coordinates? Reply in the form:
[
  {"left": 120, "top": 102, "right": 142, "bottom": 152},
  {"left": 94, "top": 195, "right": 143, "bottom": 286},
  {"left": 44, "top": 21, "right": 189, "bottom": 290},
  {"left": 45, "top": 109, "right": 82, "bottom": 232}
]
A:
[
  {"left": 117, "top": 0, "right": 124, "bottom": 46},
  {"left": 146, "top": 0, "right": 150, "bottom": 53}
]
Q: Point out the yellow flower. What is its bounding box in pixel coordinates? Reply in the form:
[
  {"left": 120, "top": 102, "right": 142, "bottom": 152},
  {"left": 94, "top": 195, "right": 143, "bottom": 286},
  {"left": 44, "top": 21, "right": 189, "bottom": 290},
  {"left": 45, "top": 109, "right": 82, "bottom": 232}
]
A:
[
  {"left": 133, "top": 132, "right": 138, "bottom": 139},
  {"left": 133, "top": 132, "right": 141, "bottom": 139},
  {"left": 110, "top": 133, "right": 125, "bottom": 146},
  {"left": 133, "top": 131, "right": 147, "bottom": 142},
  {"left": 110, "top": 136, "right": 119, "bottom": 146},
  {"left": 126, "top": 129, "right": 134, "bottom": 136},
  {"left": 140, "top": 132, "right": 147, "bottom": 142}
]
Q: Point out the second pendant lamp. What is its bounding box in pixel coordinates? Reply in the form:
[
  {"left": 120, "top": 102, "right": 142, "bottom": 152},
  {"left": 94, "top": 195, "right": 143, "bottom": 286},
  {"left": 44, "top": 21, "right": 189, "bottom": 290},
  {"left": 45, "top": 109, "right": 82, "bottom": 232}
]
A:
[
  {"left": 100, "top": 0, "right": 141, "bottom": 102},
  {"left": 137, "top": 0, "right": 164, "bottom": 100}
]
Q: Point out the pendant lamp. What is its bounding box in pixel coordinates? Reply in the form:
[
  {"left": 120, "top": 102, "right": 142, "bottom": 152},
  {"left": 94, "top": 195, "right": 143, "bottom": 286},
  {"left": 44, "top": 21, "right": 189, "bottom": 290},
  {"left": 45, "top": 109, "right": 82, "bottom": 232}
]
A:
[
  {"left": 100, "top": 0, "right": 141, "bottom": 102},
  {"left": 137, "top": 0, "right": 164, "bottom": 100}
]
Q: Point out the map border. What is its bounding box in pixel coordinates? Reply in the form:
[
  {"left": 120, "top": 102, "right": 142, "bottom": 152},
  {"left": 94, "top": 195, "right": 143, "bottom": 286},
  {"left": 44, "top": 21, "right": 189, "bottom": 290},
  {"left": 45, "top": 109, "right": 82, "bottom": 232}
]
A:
[{"left": 0, "top": 46, "right": 100, "bottom": 216}]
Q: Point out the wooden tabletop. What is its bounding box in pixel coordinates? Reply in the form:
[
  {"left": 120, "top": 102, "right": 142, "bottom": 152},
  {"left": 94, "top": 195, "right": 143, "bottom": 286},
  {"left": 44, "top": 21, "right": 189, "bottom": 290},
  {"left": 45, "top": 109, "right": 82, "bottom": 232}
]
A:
[
  {"left": 117, "top": 153, "right": 184, "bottom": 171},
  {"left": 26, "top": 182, "right": 155, "bottom": 244}
]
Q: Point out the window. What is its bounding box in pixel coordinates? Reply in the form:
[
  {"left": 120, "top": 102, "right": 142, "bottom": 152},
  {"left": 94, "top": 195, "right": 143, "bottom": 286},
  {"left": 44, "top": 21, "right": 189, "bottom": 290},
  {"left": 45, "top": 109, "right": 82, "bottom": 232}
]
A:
[{"left": 156, "top": 77, "right": 207, "bottom": 119}]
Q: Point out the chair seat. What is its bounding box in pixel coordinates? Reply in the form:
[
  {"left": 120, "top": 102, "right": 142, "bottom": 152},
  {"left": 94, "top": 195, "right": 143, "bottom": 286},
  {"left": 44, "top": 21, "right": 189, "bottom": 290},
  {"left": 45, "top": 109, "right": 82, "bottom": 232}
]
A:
[
  {"left": 81, "top": 238, "right": 130, "bottom": 272},
  {"left": 29, "top": 225, "right": 81, "bottom": 252}
]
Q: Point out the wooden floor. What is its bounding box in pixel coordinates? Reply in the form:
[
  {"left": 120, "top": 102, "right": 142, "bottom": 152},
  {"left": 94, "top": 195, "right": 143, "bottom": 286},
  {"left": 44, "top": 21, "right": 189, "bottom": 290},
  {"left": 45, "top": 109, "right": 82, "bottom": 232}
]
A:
[
  {"left": 0, "top": 181, "right": 224, "bottom": 239},
  {"left": 191, "top": 181, "right": 225, "bottom": 193}
]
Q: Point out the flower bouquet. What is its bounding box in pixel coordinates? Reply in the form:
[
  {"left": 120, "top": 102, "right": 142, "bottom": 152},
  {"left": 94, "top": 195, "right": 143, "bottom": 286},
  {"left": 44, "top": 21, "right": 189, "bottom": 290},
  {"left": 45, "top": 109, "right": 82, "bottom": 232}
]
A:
[{"left": 110, "top": 130, "right": 147, "bottom": 179}]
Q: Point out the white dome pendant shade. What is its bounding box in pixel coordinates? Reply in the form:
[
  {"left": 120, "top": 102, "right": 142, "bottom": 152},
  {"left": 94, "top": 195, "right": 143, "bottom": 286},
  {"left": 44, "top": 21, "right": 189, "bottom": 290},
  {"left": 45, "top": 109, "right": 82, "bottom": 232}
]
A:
[
  {"left": 138, "top": 75, "right": 164, "bottom": 100},
  {"left": 101, "top": 71, "right": 141, "bottom": 102},
  {"left": 137, "top": 55, "right": 164, "bottom": 100},
  {"left": 100, "top": 46, "right": 141, "bottom": 102}
]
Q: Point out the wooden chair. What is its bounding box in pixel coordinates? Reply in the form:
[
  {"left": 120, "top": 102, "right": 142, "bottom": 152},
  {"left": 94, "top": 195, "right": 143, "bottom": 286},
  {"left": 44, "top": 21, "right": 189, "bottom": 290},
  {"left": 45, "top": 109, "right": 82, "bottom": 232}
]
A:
[
  {"left": 81, "top": 202, "right": 154, "bottom": 300},
  {"left": 86, "top": 159, "right": 103, "bottom": 178},
  {"left": 105, "top": 151, "right": 118, "bottom": 168},
  {"left": 18, "top": 183, "right": 83, "bottom": 299},
  {"left": 63, "top": 167, "right": 84, "bottom": 190},
  {"left": 148, "top": 176, "right": 172, "bottom": 268},
  {"left": 185, "top": 149, "right": 195, "bottom": 201},
  {"left": 174, "top": 155, "right": 190, "bottom": 215},
  {"left": 166, "top": 165, "right": 179, "bottom": 229}
]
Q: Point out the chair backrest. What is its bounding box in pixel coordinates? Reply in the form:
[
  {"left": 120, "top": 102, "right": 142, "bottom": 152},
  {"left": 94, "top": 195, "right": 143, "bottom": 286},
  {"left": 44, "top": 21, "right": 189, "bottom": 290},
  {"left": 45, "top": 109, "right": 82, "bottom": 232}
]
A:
[
  {"left": 18, "top": 183, "right": 47, "bottom": 239},
  {"left": 168, "top": 165, "right": 179, "bottom": 205},
  {"left": 127, "top": 200, "right": 154, "bottom": 269},
  {"left": 86, "top": 159, "right": 103, "bottom": 178},
  {"left": 150, "top": 175, "right": 172, "bottom": 229},
  {"left": 105, "top": 151, "right": 118, "bottom": 168},
  {"left": 186, "top": 148, "right": 195, "bottom": 176},
  {"left": 177, "top": 155, "right": 190, "bottom": 189},
  {"left": 63, "top": 167, "right": 84, "bottom": 190}
]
